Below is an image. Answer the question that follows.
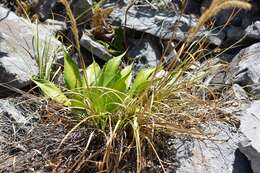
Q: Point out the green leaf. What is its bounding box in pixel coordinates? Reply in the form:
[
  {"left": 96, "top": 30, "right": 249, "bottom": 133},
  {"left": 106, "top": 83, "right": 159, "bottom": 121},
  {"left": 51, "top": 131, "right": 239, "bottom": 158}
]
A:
[
  {"left": 85, "top": 61, "right": 101, "bottom": 86},
  {"left": 33, "top": 78, "right": 70, "bottom": 106},
  {"left": 83, "top": 87, "right": 125, "bottom": 113},
  {"left": 120, "top": 64, "right": 133, "bottom": 89},
  {"left": 109, "top": 64, "right": 133, "bottom": 92},
  {"left": 64, "top": 51, "right": 82, "bottom": 90},
  {"left": 129, "top": 67, "right": 156, "bottom": 96},
  {"left": 110, "top": 75, "right": 128, "bottom": 92},
  {"left": 97, "top": 52, "right": 126, "bottom": 87}
]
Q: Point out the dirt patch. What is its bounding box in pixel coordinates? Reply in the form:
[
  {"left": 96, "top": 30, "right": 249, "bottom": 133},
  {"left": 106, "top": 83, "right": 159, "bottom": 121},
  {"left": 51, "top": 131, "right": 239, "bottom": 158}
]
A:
[{"left": 0, "top": 97, "right": 180, "bottom": 173}]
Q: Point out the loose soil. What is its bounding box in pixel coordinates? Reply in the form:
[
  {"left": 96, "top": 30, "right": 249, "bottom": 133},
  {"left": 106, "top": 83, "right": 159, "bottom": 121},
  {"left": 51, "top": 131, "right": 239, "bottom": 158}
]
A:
[{"left": 0, "top": 97, "right": 179, "bottom": 173}]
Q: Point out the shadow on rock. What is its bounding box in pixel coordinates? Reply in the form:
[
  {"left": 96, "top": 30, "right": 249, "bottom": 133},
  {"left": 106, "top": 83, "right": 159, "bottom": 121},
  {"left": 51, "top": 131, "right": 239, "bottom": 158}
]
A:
[{"left": 232, "top": 149, "right": 253, "bottom": 173}]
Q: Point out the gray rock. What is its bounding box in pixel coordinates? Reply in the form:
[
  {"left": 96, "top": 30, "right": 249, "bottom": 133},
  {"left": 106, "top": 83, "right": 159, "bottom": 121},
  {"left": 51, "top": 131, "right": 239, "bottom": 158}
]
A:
[
  {"left": 154, "top": 0, "right": 181, "bottom": 11},
  {"left": 239, "top": 100, "right": 260, "bottom": 173},
  {"left": 225, "top": 26, "right": 245, "bottom": 44},
  {"left": 101, "top": 0, "right": 122, "bottom": 8},
  {"left": 128, "top": 35, "right": 161, "bottom": 68},
  {"left": 206, "top": 29, "right": 226, "bottom": 46},
  {"left": 0, "top": 7, "right": 61, "bottom": 96},
  {"left": 80, "top": 32, "right": 113, "bottom": 61},
  {"left": 210, "top": 71, "right": 227, "bottom": 85},
  {"left": 201, "top": 0, "right": 259, "bottom": 27},
  {"left": 0, "top": 97, "right": 41, "bottom": 148},
  {"left": 204, "top": 71, "right": 227, "bottom": 93},
  {"left": 163, "top": 41, "right": 177, "bottom": 65},
  {"left": 0, "top": 98, "right": 39, "bottom": 132},
  {"left": 109, "top": 5, "right": 225, "bottom": 46},
  {"left": 245, "top": 21, "right": 260, "bottom": 40},
  {"left": 216, "top": 9, "right": 243, "bottom": 27},
  {"left": 42, "top": 19, "right": 67, "bottom": 33},
  {"left": 174, "top": 122, "right": 252, "bottom": 173},
  {"left": 33, "top": 0, "right": 92, "bottom": 22},
  {"left": 227, "top": 42, "right": 260, "bottom": 97},
  {"left": 35, "top": 0, "right": 58, "bottom": 20},
  {"left": 223, "top": 19, "right": 260, "bottom": 45},
  {"left": 0, "top": 99, "right": 27, "bottom": 125},
  {"left": 200, "top": 0, "right": 260, "bottom": 47},
  {"left": 232, "top": 84, "right": 249, "bottom": 102},
  {"left": 70, "top": 0, "right": 93, "bottom": 28},
  {"left": 0, "top": 0, "right": 15, "bottom": 11},
  {"left": 202, "top": 58, "right": 228, "bottom": 92},
  {"left": 109, "top": 6, "right": 198, "bottom": 41}
]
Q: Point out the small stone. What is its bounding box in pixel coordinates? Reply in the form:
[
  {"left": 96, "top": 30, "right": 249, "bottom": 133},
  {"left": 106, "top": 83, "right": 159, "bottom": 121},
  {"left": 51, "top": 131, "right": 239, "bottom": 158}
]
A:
[
  {"left": 80, "top": 32, "right": 113, "bottom": 61},
  {"left": 0, "top": 99, "right": 27, "bottom": 125},
  {"left": 127, "top": 35, "right": 161, "bottom": 67},
  {"left": 245, "top": 21, "right": 260, "bottom": 40},
  {"left": 232, "top": 84, "right": 249, "bottom": 102},
  {"left": 227, "top": 42, "right": 260, "bottom": 96}
]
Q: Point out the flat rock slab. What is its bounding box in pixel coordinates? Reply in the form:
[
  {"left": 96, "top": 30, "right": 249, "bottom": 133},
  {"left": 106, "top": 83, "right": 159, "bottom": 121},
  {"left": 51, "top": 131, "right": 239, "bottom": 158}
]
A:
[
  {"left": 108, "top": 5, "right": 224, "bottom": 46},
  {"left": 80, "top": 33, "right": 113, "bottom": 61},
  {"left": 239, "top": 100, "right": 260, "bottom": 173},
  {"left": 174, "top": 122, "right": 252, "bottom": 173},
  {"left": 109, "top": 6, "right": 198, "bottom": 41},
  {"left": 0, "top": 7, "right": 61, "bottom": 96}
]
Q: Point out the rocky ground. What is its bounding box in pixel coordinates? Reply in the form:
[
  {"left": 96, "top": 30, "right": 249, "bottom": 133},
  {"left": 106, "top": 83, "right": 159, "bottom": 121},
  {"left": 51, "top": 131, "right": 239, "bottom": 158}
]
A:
[{"left": 1, "top": 0, "right": 260, "bottom": 172}]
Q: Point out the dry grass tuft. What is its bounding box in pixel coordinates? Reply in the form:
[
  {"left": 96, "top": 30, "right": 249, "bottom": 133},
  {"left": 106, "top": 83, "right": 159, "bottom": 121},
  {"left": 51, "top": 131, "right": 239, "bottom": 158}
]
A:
[
  {"left": 24, "top": 0, "right": 251, "bottom": 172},
  {"left": 15, "top": 0, "right": 40, "bottom": 21},
  {"left": 90, "top": 7, "right": 113, "bottom": 36}
]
